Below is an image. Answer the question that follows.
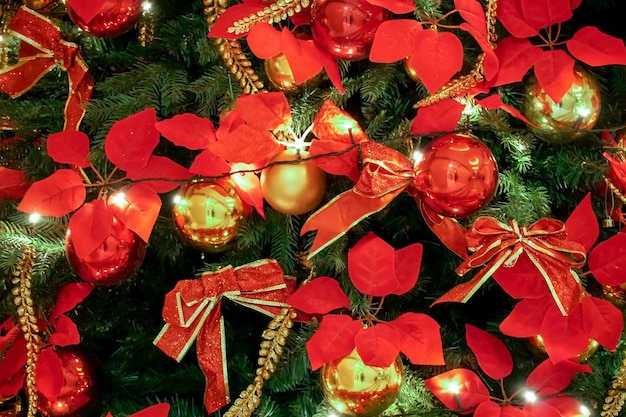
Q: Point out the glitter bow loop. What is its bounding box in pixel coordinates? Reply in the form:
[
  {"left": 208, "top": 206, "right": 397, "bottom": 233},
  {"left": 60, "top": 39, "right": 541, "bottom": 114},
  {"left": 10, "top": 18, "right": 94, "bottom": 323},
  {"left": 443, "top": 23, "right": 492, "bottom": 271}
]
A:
[
  {"left": 434, "top": 217, "right": 587, "bottom": 315},
  {"left": 0, "top": 6, "right": 93, "bottom": 131},
  {"left": 153, "top": 259, "right": 294, "bottom": 414}
]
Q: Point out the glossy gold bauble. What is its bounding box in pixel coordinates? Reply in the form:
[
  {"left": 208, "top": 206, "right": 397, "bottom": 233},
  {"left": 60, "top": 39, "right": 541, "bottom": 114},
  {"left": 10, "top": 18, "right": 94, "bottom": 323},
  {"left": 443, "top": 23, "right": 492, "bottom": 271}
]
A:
[
  {"left": 602, "top": 284, "right": 626, "bottom": 306},
  {"left": 529, "top": 335, "right": 599, "bottom": 363},
  {"left": 321, "top": 349, "right": 404, "bottom": 417},
  {"left": 173, "top": 178, "right": 250, "bottom": 252},
  {"left": 522, "top": 68, "right": 601, "bottom": 143},
  {"left": 260, "top": 149, "right": 327, "bottom": 215},
  {"left": 22, "top": 0, "right": 65, "bottom": 14},
  {"left": 403, "top": 56, "right": 420, "bottom": 83},
  {"left": 264, "top": 54, "right": 323, "bottom": 94}
]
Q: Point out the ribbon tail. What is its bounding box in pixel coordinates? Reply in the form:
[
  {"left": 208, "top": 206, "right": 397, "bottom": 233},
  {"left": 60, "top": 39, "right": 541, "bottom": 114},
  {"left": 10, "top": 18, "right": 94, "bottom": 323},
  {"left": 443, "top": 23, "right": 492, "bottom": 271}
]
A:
[
  {"left": 301, "top": 188, "right": 401, "bottom": 259},
  {"left": 0, "top": 57, "right": 56, "bottom": 98},
  {"left": 197, "top": 310, "right": 230, "bottom": 414},
  {"left": 63, "top": 72, "right": 93, "bottom": 131},
  {"left": 419, "top": 201, "right": 468, "bottom": 259}
]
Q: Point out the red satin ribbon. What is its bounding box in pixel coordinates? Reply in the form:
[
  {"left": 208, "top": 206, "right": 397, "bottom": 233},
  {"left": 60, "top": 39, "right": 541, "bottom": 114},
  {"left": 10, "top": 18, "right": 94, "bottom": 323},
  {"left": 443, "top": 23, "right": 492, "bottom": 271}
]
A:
[
  {"left": 301, "top": 141, "right": 467, "bottom": 259},
  {"left": 153, "top": 259, "right": 295, "bottom": 414},
  {"left": 0, "top": 6, "right": 93, "bottom": 131},
  {"left": 433, "top": 217, "right": 587, "bottom": 315}
]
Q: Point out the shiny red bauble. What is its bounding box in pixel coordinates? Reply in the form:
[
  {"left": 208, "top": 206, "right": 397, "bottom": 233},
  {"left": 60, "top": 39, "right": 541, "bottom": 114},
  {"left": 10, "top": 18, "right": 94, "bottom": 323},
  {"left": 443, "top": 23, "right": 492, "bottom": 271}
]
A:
[
  {"left": 66, "top": 0, "right": 142, "bottom": 37},
  {"left": 65, "top": 214, "right": 146, "bottom": 286},
  {"left": 310, "top": 0, "right": 389, "bottom": 61},
  {"left": 36, "top": 346, "right": 99, "bottom": 417},
  {"left": 414, "top": 134, "right": 498, "bottom": 218}
]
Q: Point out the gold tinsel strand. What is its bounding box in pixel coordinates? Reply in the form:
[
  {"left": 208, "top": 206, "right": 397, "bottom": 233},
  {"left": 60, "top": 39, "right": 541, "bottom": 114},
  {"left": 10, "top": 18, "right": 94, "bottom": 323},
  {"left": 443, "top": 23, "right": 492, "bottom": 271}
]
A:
[
  {"left": 0, "top": 1, "right": 19, "bottom": 69},
  {"left": 11, "top": 246, "right": 41, "bottom": 417},
  {"left": 604, "top": 176, "right": 626, "bottom": 205},
  {"left": 204, "top": 0, "right": 265, "bottom": 95},
  {"left": 601, "top": 357, "right": 626, "bottom": 417},
  {"left": 227, "top": 0, "right": 310, "bottom": 36}
]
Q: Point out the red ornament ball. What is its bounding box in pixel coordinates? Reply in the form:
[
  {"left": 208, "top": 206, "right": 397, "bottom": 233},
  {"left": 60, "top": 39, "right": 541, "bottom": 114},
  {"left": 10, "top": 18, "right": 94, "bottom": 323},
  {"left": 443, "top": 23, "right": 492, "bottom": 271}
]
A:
[
  {"left": 414, "top": 133, "right": 498, "bottom": 218},
  {"left": 66, "top": 0, "right": 142, "bottom": 37},
  {"left": 311, "top": 0, "right": 389, "bottom": 61},
  {"left": 65, "top": 214, "right": 146, "bottom": 286},
  {"left": 36, "top": 346, "right": 99, "bottom": 417}
]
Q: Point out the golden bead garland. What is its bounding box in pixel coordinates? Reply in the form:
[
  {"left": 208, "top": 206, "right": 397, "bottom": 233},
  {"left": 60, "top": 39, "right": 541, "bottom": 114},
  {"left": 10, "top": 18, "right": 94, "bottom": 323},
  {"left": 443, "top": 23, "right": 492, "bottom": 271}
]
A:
[{"left": 226, "top": 0, "right": 310, "bottom": 37}]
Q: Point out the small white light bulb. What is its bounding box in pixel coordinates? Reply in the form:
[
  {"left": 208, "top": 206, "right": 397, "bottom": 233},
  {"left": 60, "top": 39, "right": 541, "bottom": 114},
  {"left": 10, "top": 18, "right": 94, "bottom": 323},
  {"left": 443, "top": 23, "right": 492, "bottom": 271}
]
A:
[
  {"left": 29, "top": 213, "right": 41, "bottom": 224},
  {"left": 523, "top": 390, "right": 537, "bottom": 403}
]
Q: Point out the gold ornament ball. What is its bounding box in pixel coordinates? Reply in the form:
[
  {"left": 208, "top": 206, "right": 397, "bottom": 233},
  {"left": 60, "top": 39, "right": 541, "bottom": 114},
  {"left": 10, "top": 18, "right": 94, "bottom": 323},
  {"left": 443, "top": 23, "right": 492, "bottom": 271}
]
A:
[
  {"left": 260, "top": 149, "right": 327, "bottom": 215},
  {"left": 403, "top": 56, "right": 420, "bottom": 83},
  {"left": 22, "top": 0, "right": 64, "bottom": 14},
  {"left": 602, "top": 284, "right": 626, "bottom": 306},
  {"left": 173, "top": 178, "right": 250, "bottom": 253},
  {"left": 321, "top": 348, "right": 404, "bottom": 417},
  {"left": 529, "top": 335, "right": 599, "bottom": 363},
  {"left": 522, "top": 68, "right": 601, "bottom": 143},
  {"left": 264, "top": 54, "right": 323, "bottom": 94}
]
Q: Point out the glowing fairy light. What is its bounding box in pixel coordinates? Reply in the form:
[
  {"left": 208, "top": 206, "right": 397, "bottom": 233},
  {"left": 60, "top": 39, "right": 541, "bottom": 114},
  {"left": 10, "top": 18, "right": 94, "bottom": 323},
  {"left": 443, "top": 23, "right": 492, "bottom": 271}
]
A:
[
  {"left": 142, "top": 0, "right": 153, "bottom": 12},
  {"left": 443, "top": 380, "right": 461, "bottom": 395},
  {"left": 412, "top": 149, "right": 424, "bottom": 164},
  {"left": 110, "top": 192, "right": 127, "bottom": 206},
  {"left": 173, "top": 195, "right": 182, "bottom": 204},
  {"left": 579, "top": 405, "right": 591, "bottom": 416},
  {"left": 29, "top": 212, "right": 41, "bottom": 224},
  {"left": 523, "top": 390, "right": 537, "bottom": 403}
]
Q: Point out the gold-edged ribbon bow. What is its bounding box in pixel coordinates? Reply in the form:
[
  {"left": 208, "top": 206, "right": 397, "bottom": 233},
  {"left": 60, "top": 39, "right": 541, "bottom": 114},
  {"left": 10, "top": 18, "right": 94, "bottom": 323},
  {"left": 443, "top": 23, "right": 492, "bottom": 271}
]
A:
[
  {"left": 0, "top": 6, "right": 93, "bottom": 131},
  {"left": 153, "top": 259, "right": 295, "bottom": 414},
  {"left": 433, "top": 217, "right": 587, "bottom": 315}
]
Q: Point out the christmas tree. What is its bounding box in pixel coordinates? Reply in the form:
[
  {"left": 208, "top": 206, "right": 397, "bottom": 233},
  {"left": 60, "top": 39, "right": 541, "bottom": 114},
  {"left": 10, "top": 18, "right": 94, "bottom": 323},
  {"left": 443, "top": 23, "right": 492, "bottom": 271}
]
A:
[{"left": 2, "top": 0, "right": 626, "bottom": 417}]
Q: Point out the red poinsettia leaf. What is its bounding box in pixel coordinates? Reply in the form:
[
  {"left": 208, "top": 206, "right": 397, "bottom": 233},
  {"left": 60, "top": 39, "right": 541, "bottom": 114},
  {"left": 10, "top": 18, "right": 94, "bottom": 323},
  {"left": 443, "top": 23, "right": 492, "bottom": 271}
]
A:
[
  {"left": 229, "top": 168, "right": 263, "bottom": 218},
  {"left": 570, "top": 0, "right": 582, "bottom": 8},
  {"left": 389, "top": 312, "right": 444, "bottom": 365},
  {"left": 50, "top": 282, "right": 94, "bottom": 319},
  {"left": 501, "top": 406, "right": 525, "bottom": 417},
  {"left": 493, "top": 252, "right": 548, "bottom": 299},
  {"left": 108, "top": 183, "right": 161, "bottom": 243},
  {"left": 68, "top": 200, "right": 113, "bottom": 260},
  {"left": 568, "top": 26, "right": 626, "bottom": 66},
  {"left": 410, "top": 30, "right": 464, "bottom": 93},
  {"left": 36, "top": 347, "right": 64, "bottom": 400},
  {"left": 393, "top": 242, "right": 423, "bottom": 295},
  {"left": 588, "top": 232, "right": 626, "bottom": 286},
  {"left": 129, "top": 404, "right": 171, "bottom": 417},
  {"left": 312, "top": 100, "right": 368, "bottom": 145},
  {"left": 306, "top": 314, "right": 362, "bottom": 370},
  {"left": 127, "top": 155, "right": 193, "bottom": 193},
  {"left": 581, "top": 295, "right": 623, "bottom": 350},
  {"left": 190, "top": 149, "right": 231, "bottom": 177},
  {"left": 365, "top": 0, "right": 414, "bottom": 13},
  {"left": 310, "top": 134, "right": 361, "bottom": 181},
  {"left": 354, "top": 324, "right": 401, "bottom": 368},
  {"left": 233, "top": 92, "right": 292, "bottom": 131},
  {"left": 213, "top": 124, "right": 283, "bottom": 166},
  {"left": 466, "top": 324, "right": 513, "bottom": 380},
  {"left": 474, "top": 401, "right": 504, "bottom": 417},
  {"left": 410, "top": 98, "right": 465, "bottom": 135},
  {"left": 17, "top": 169, "right": 86, "bottom": 216},
  {"left": 459, "top": 23, "right": 499, "bottom": 81},
  {"left": 476, "top": 94, "right": 534, "bottom": 125},
  {"left": 522, "top": 402, "right": 563, "bottom": 417},
  {"left": 490, "top": 37, "right": 543, "bottom": 87},
  {"left": 289, "top": 6, "right": 310, "bottom": 26},
  {"left": 207, "top": 3, "right": 264, "bottom": 39},
  {"left": 521, "top": 0, "right": 573, "bottom": 30},
  {"left": 287, "top": 277, "right": 350, "bottom": 315},
  {"left": 497, "top": 0, "right": 539, "bottom": 38},
  {"left": 0, "top": 337, "right": 27, "bottom": 396},
  {"left": 315, "top": 43, "right": 345, "bottom": 94},
  {"left": 369, "top": 19, "right": 422, "bottom": 63},
  {"left": 0, "top": 167, "right": 30, "bottom": 200},
  {"left": 155, "top": 113, "right": 216, "bottom": 150},
  {"left": 282, "top": 30, "right": 325, "bottom": 85},
  {"left": 49, "top": 315, "right": 80, "bottom": 347},
  {"left": 105, "top": 108, "right": 159, "bottom": 172},
  {"left": 500, "top": 296, "right": 551, "bottom": 338},
  {"left": 541, "top": 396, "right": 583, "bottom": 417},
  {"left": 565, "top": 193, "right": 598, "bottom": 253},
  {"left": 540, "top": 302, "right": 588, "bottom": 363},
  {"left": 69, "top": 0, "right": 106, "bottom": 24},
  {"left": 348, "top": 232, "right": 397, "bottom": 296},
  {"left": 46, "top": 131, "right": 90, "bottom": 168},
  {"left": 456, "top": 0, "right": 487, "bottom": 38},
  {"left": 533, "top": 50, "right": 576, "bottom": 103},
  {"left": 425, "top": 369, "right": 490, "bottom": 414},
  {"left": 247, "top": 23, "right": 282, "bottom": 59},
  {"left": 526, "top": 358, "right": 591, "bottom": 397}
]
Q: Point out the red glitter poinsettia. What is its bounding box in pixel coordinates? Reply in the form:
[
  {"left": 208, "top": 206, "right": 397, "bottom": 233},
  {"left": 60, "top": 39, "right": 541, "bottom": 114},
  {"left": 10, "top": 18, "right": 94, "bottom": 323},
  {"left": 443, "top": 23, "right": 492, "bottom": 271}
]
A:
[
  {"left": 426, "top": 325, "right": 593, "bottom": 416},
  {"left": 287, "top": 232, "right": 444, "bottom": 370}
]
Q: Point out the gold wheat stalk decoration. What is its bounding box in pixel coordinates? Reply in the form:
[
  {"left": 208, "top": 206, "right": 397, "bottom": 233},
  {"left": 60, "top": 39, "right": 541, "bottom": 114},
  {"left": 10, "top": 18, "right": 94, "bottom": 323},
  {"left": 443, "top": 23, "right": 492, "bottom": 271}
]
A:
[
  {"left": 227, "top": 0, "right": 310, "bottom": 36},
  {"left": 601, "top": 352, "right": 626, "bottom": 417}
]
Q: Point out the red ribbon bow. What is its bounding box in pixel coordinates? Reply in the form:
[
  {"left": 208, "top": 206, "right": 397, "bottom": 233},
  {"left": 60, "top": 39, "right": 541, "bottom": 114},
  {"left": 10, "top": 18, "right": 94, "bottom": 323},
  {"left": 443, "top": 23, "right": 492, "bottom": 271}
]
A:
[
  {"left": 301, "top": 141, "right": 467, "bottom": 258},
  {"left": 433, "top": 217, "right": 587, "bottom": 315},
  {"left": 0, "top": 6, "right": 93, "bottom": 131},
  {"left": 153, "top": 259, "right": 295, "bottom": 414}
]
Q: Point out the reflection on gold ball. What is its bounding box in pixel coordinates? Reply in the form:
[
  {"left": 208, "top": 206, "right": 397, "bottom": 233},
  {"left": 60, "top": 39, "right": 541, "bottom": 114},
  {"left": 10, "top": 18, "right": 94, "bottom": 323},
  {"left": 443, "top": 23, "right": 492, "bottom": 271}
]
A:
[
  {"left": 522, "top": 68, "right": 601, "bottom": 143},
  {"left": 22, "top": 0, "right": 64, "bottom": 13},
  {"left": 173, "top": 178, "right": 250, "bottom": 253},
  {"left": 321, "top": 349, "right": 403, "bottom": 417},
  {"left": 404, "top": 56, "right": 420, "bottom": 83},
  {"left": 529, "top": 335, "right": 599, "bottom": 363},
  {"left": 264, "top": 54, "right": 323, "bottom": 94},
  {"left": 602, "top": 284, "right": 626, "bottom": 306},
  {"left": 260, "top": 149, "right": 327, "bottom": 215}
]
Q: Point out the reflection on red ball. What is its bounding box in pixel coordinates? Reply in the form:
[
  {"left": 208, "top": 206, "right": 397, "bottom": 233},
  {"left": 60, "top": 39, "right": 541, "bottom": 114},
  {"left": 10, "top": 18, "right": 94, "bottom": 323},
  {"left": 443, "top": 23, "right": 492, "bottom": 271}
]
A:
[
  {"left": 414, "top": 134, "right": 498, "bottom": 218},
  {"left": 66, "top": 0, "right": 142, "bottom": 37}
]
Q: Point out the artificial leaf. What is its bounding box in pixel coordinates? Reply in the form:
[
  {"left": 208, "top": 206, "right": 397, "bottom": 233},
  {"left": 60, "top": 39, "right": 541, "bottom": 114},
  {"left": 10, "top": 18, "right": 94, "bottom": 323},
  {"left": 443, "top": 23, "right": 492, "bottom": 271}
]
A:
[
  {"left": 476, "top": 94, "right": 534, "bottom": 125},
  {"left": 287, "top": 277, "right": 350, "bottom": 315},
  {"left": 46, "top": 130, "right": 90, "bottom": 167},
  {"left": 366, "top": 0, "right": 414, "bottom": 13},
  {"left": 459, "top": 23, "right": 500, "bottom": 81},
  {"left": 389, "top": 312, "right": 444, "bottom": 365},
  {"left": 393, "top": 242, "right": 423, "bottom": 295},
  {"left": 105, "top": 108, "right": 159, "bottom": 172},
  {"left": 425, "top": 369, "right": 490, "bottom": 414},
  {"left": 315, "top": 42, "right": 345, "bottom": 94},
  {"left": 466, "top": 324, "right": 513, "bottom": 380},
  {"left": 207, "top": 3, "right": 265, "bottom": 39},
  {"left": 69, "top": 0, "right": 106, "bottom": 23},
  {"left": 581, "top": 295, "right": 623, "bottom": 350},
  {"left": 127, "top": 155, "right": 193, "bottom": 193},
  {"left": 497, "top": 0, "right": 539, "bottom": 38},
  {"left": 230, "top": 167, "right": 264, "bottom": 218},
  {"left": 306, "top": 314, "right": 362, "bottom": 370},
  {"left": 568, "top": 26, "right": 626, "bottom": 66},
  {"left": 588, "top": 232, "right": 626, "bottom": 286},
  {"left": 0, "top": 167, "right": 30, "bottom": 200},
  {"left": 522, "top": 402, "right": 562, "bottom": 417},
  {"left": 156, "top": 113, "right": 216, "bottom": 150},
  {"left": 108, "top": 183, "right": 162, "bottom": 243},
  {"left": 50, "top": 282, "right": 94, "bottom": 319},
  {"left": 533, "top": 49, "right": 576, "bottom": 103},
  {"left": 490, "top": 37, "right": 543, "bottom": 86},
  {"left": 190, "top": 149, "right": 231, "bottom": 177},
  {"left": 246, "top": 22, "right": 282, "bottom": 58},
  {"left": 67, "top": 200, "right": 113, "bottom": 260},
  {"left": 542, "top": 396, "right": 584, "bottom": 417},
  {"left": 213, "top": 124, "right": 283, "bottom": 166},
  {"left": 540, "top": 302, "right": 588, "bottom": 363},
  {"left": 48, "top": 315, "right": 80, "bottom": 347},
  {"left": 520, "top": 0, "right": 573, "bottom": 29},
  {"left": 0, "top": 338, "right": 27, "bottom": 398},
  {"left": 18, "top": 169, "right": 86, "bottom": 216},
  {"left": 456, "top": 0, "right": 487, "bottom": 38},
  {"left": 500, "top": 297, "right": 551, "bottom": 338},
  {"left": 526, "top": 358, "right": 591, "bottom": 397},
  {"left": 564, "top": 193, "right": 598, "bottom": 253},
  {"left": 128, "top": 404, "right": 171, "bottom": 417},
  {"left": 354, "top": 324, "right": 401, "bottom": 368},
  {"left": 281, "top": 30, "right": 326, "bottom": 85},
  {"left": 348, "top": 232, "right": 397, "bottom": 296},
  {"left": 410, "top": 98, "right": 465, "bottom": 135},
  {"left": 233, "top": 92, "right": 292, "bottom": 131},
  {"left": 410, "top": 30, "right": 464, "bottom": 93},
  {"left": 570, "top": 0, "right": 582, "bottom": 8},
  {"left": 369, "top": 20, "right": 422, "bottom": 63},
  {"left": 36, "top": 347, "right": 64, "bottom": 401},
  {"left": 474, "top": 401, "right": 504, "bottom": 417},
  {"left": 501, "top": 406, "right": 525, "bottom": 417},
  {"left": 309, "top": 138, "right": 361, "bottom": 181},
  {"left": 493, "top": 252, "right": 548, "bottom": 299}
]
